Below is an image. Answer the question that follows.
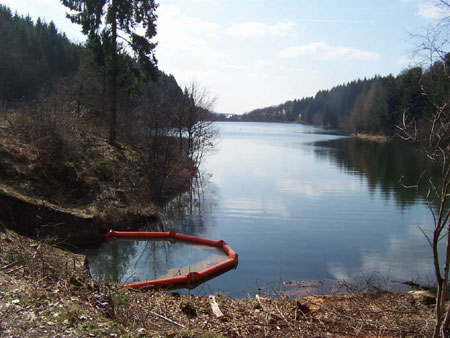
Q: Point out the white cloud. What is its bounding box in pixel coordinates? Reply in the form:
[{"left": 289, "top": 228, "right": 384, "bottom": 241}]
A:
[
  {"left": 157, "top": 5, "right": 223, "bottom": 59},
  {"left": 418, "top": 1, "right": 450, "bottom": 20},
  {"left": 254, "top": 59, "right": 272, "bottom": 68},
  {"left": 279, "top": 42, "right": 380, "bottom": 61},
  {"left": 396, "top": 56, "right": 415, "bottom": 66},
  {"left": 224, "top": 197, "right": 291, "bottom": 219},
  {"left": 226, "top": 21, "right": 296, "bottom": 39},
  {"left": 160, "top": 5, "right": 219, "bottom": 39}
]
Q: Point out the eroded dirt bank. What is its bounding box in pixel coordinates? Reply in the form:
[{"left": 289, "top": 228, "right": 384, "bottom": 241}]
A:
[{"left": 0, "top": 112, "right": 195, "bottom": 245}]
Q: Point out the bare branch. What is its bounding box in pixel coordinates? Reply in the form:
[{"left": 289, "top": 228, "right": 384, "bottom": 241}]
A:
[{"left": 419, "top": 225, "right": 435, "bottom": 247}]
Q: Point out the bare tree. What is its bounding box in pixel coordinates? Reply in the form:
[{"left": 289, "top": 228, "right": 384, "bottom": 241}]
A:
[
  {"left": 178, "top": 81, "right": 218, "bottom": 167},
  {"left": 397, "top": 103, "right": 450, "bottom": 337},
  {"left": 143, "top": 89, "right": 187, "bottom": 201},
  {"left": 412, "top": 1, "right": 450, "bottom": 65},
  {"left": 399, "top": 4, "right": 450, "bottom": 335}
]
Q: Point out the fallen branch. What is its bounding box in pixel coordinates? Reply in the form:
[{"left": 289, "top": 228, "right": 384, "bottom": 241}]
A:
[
  {"left": 0, "top": 262, "right": 17, "bottom": 271},
  {"left": 150, "top": 311, "right": 185, "bottom": 329}
]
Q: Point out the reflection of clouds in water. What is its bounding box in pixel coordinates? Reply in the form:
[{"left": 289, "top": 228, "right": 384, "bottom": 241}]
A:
[
  {"left": 223, "top": 197, "right": 291, "bottom": 219},
  {"left": 328, "top": 223, "right": 436, "bottom": 286},
  {"left": 276, "top": 177, "right": 363, "bottom": 198},
  {"left": 406, "top": 213, "right": 436, "bottom": 241}
]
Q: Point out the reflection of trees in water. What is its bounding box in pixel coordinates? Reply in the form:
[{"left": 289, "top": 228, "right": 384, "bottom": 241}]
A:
[
  {"left": 88, "top": 239, "right": 178, "bottom": 284},
  {"left": 87, "top": 239, "right": 138, "bottom": 283},
  {"left": 312, "top": 138, "right": 438, "bottom": 209},
  {"left": 162, "top": 171, "right": 219, "bottom": 235},
  {"left": 87, "top": 171, "right": 219, "bottom": 284}
]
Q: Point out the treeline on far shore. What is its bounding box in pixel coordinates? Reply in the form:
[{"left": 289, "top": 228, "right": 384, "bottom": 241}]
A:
[{"left": 222, "top": 60, "right": 450, "bottom": 138}]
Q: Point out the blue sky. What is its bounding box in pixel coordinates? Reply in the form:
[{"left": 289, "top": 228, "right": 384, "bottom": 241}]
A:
[{"left": 0, "top": 0, "right": 445, "bottom": 114}]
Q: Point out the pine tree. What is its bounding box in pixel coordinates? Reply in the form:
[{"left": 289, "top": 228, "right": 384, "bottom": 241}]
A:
[{"left": 60, "top": 0, "right": 159, "bottom": 145}]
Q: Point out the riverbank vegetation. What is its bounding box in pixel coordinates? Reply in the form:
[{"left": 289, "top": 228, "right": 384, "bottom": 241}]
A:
[{"left": 0, "top": 4, "right": 217, "bottom": 242}]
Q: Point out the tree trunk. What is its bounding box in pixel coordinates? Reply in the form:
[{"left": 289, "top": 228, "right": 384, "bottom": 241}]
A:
[
  {"left": 108, "top": 0, "right": 118, "bottom": 146},
  {"left": 432, "top": 178, "right": 450, "bottom": 337}
]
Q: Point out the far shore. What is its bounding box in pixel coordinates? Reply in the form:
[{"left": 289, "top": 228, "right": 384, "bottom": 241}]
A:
[{"left": 351, "top": 133, "right": 390, "bottom": 142}]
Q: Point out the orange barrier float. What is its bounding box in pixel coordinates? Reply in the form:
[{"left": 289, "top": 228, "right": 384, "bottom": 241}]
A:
[{"left": 101, "top": 230, "right": 238, "bottom": 289}]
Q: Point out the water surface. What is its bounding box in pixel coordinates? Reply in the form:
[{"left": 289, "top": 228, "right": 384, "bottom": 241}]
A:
[{"left": 87, "top": 122, "right": 437, "bottom": 297}]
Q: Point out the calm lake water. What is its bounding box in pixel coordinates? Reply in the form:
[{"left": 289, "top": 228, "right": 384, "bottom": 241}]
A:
[{"left": 86, "top": 122, "right": 438, "bottom": 297}]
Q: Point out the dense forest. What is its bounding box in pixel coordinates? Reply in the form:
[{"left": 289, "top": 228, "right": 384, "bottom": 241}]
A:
[
  {"left": 0, "top": 6, "right": 81, "bottom": 102},
  {"left": 235, "top": 61, "right": 449, "bottom": 138},
  {"left": 0, "top": 5, "right": 184, "bottom": 109}
]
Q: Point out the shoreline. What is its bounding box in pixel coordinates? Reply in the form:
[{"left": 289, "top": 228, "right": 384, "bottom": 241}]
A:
[{"left": 0, "top": 227, "right": 435, "bottom": 337}]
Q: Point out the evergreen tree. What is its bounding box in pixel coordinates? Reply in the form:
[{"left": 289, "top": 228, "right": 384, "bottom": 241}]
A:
[
  {"left": 60, "top": 0, "right": 159, "bottom": 145},
  {"left": 0, "top": 5, "right": 81, "bottom": 102}
]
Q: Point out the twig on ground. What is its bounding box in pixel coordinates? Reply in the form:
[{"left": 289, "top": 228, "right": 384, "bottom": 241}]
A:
[{"left": 149, "top": 310, "right": 186, "bottom": 329}]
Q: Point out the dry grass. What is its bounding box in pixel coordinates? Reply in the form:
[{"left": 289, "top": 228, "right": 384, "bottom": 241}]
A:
[
  {"left": 0, "top": 230, "right": 154, "bottom": 337},
  {"left": 351, "top": 133, "right": 391, "bottom": 142},
  {"left": 111, "top": 288, "right": 434, "bottom": 337},
  {"left": 1, "top": 104, "right": 147, "bottom": 208},
  {"left": 0, "top": 102, "right": 166, "bottom": 237},
  {"left": 0, "top": 227, "right": 436, "bottom": 337},
  {"left": 0, "top": 99, "right": 195, "bottom": 219}
]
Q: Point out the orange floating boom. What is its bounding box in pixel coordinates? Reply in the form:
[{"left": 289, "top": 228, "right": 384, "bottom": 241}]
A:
[{"left": 101, "top": 230, "right": 238, "bottom": 289}]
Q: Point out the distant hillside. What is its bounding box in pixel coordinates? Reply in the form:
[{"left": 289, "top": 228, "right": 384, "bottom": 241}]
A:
[
  {"left": 0, "top": 5, "right": 81, "bottom": 102},
  {"left": 0, "top": 5, "right": 184, "bottom": 108},
  {"left": 235, "top": 66, "right": 442, "bottom": 138}
]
